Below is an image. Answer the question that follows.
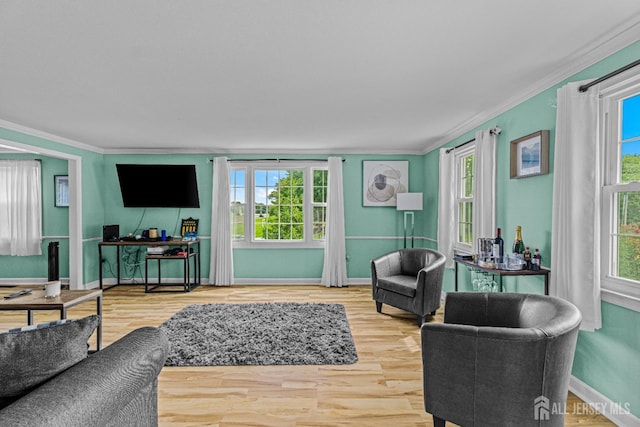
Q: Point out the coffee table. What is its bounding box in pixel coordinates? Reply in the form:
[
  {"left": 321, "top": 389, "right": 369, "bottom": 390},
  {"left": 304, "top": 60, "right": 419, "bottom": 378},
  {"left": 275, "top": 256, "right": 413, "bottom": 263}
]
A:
[{"left": 0, "top": 288, "right": 103, "bottom": 351}]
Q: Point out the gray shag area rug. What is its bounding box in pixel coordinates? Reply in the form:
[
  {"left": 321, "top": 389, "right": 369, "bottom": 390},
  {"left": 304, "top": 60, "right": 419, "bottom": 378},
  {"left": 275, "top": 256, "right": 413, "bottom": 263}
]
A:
[{"left": 159, "top": 302, "right": 358, "bottom": 366}]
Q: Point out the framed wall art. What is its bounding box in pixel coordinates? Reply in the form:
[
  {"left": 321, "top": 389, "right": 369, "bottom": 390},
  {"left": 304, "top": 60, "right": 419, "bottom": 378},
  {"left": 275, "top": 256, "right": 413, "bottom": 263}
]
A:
[
  {"left": 54, "top": 175, "right": 69, "bottom": 207},
  {"left": 363, "top": 160, "right": 408, "bottom": 206},
  {"left": 510, "top": 130, "right": 549, "bottom": 179}
]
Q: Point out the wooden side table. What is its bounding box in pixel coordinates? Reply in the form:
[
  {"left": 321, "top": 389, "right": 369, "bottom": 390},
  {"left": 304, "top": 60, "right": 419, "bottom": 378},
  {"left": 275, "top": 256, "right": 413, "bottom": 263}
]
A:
[
  {"left": 144, "top": 252, "right": 200, "bottom": 293},
  {"left": 0, "top": 288, "right": 103, "bottom": 351}
]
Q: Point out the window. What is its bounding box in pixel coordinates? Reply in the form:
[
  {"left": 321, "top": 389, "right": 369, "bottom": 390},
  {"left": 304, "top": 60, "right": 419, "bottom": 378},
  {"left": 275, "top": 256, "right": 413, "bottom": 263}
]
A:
[
  {"left": 0, "top": 160, "right": 42, "bottom": 255},
  {"left": 454, "top": 145, "right": 474, "bottom": 252},
  {"left": 230, "top": 162, "right": 328, "bottom": 247},
  {"left": 601, "top": 76, "right": 640, "bottom": 306}
]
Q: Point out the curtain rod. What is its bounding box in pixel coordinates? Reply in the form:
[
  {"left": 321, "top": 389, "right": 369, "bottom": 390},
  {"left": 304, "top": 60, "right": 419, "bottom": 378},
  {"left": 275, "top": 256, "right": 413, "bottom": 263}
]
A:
[
  {"left": 209, "top": 157, "right": 344, "bottom": 162},
  {"left": 445, "top": 138, "right": 475, "bottom": 154},
  {"left": 579, "top": 58, "right": 640, "bottom": 92},
  {"left": 444, "top": 126, "right": 502, "bottom": 154}
]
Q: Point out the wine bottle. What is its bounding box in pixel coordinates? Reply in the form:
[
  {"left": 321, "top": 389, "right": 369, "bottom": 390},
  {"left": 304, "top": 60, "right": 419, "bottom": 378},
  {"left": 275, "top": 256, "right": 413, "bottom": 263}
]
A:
[
  {"left": 532, "top": 248, "right": 541, "bottom": 271},
  {"left": 523, "top": 246, "right": 532, "bottom": 269},
  {"left": 512, "top": 225, "right": 525, "bottom": 255},
  {"left": 492, "top": 228, "right": 504, "bottom": 263}
]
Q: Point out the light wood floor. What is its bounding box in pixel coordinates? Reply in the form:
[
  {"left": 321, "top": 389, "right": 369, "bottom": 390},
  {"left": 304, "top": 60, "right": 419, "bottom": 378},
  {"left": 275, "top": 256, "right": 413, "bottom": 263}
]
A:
[{"left": 0, "top": 285, "right": 614, "bottom": 426}]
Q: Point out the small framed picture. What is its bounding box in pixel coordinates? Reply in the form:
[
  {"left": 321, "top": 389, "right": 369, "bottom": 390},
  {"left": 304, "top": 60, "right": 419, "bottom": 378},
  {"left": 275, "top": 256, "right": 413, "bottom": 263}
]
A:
[
  {"left": 54, "top": 175, "right": 69, "bottom": 207},
  {"left": 510, "top": 130, "right": 549, "bottom": 179}
]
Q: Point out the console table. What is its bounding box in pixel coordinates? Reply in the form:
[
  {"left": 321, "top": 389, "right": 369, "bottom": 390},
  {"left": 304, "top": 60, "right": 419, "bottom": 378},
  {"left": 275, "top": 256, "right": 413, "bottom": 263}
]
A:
[
  {"left": 454, "top": 258, "right": 550, "bottom": 295},
  {"left": 98, "top": 239, "right": 201, "bottom": 291}
]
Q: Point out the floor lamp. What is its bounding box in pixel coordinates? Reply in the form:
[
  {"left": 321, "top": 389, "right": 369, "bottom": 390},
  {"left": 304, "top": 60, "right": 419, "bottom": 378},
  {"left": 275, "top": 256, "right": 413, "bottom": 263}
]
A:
[{"left": 396, "top": 192, "right": 423, "bottom": 248}]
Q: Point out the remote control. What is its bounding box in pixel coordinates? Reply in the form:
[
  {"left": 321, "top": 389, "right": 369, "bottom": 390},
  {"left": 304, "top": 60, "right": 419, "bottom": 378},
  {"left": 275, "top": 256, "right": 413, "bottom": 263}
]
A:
[{"left": 3, "top": 288, "right": 32, "bottom": 299}]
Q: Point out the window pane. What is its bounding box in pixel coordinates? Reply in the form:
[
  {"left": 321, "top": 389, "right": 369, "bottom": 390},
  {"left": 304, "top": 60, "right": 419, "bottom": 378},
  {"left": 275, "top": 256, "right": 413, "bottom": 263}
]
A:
[
  {"left": 461, "top": 154, "right": 474, "bottom": 198},
  {"left": 230, "top": 169, "right": 245, "bottom": 240},
  {"left": 313, "top": 206, "right": 326, "bottom": 240},
  {"left": 313, "top": 169, "right": 328, "bottom": 203},
  {"left": 615, "top": 191, "right": 640, "bottom": 281},
  {"left": 621, "top": 140, "right": 640, "bottom": 184},
  {"left": 255, "top": 168, "right": 304, "bottom": 241},
  {"left": 622, "top": 93, "right": 640, "bottom": 141},
  {"left": 458, "top": 201, "right": 473, "bottom": 244}
]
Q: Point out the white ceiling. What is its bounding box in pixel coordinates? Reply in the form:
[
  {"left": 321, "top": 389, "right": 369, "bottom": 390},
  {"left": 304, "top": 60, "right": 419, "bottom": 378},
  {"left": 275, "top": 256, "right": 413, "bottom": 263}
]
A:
[{"left": 1, "top": 1, "right": 640, "bottom": 155}]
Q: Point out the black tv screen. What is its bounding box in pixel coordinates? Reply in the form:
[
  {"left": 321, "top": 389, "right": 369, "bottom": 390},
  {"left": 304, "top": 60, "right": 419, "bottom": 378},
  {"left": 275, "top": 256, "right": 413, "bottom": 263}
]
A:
[{"left": 116, "top": 164, "right": 200, "bottom": 208}]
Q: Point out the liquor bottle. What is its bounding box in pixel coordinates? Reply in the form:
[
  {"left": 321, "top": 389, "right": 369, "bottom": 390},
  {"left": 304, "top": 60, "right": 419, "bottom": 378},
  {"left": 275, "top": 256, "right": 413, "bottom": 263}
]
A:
[
  {"left": 523, "top": 246, "right": 532, "bottom": 269},
  {"left": 512, "top": 225, "right": 525, "bottom": 255},
  {"left": 492, "top": 228, "right": 504, "bottom": 263},
  {"left": 531, "top": 248, "right": 541, "bottom": 271}
]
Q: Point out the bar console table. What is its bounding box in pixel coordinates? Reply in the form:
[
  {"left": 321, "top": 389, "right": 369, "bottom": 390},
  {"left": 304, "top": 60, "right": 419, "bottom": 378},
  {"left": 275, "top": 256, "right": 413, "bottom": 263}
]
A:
[
  {"left": 98, "top": 239, "right": 201, "bottom": 292},
  {"left": 454, "top": 258, "right": 550, "bottom": 295}
]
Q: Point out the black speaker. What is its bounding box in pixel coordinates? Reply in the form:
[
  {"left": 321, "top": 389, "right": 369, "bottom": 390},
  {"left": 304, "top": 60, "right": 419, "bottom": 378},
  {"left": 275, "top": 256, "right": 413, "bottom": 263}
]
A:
[
  {"left": 47, "top": 241, "right": 59, "bottom": 281},
  {"left": 103, "top": 224, "right": 120, "bottom": 242}
]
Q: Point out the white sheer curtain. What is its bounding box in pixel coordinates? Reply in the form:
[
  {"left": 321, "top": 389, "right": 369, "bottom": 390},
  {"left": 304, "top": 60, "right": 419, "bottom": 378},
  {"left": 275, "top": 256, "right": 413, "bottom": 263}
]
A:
[
  {"left": 321, "top": 157, "right": 348, "bottom": 287},
  {"left": 437, "top": 148, "right": 455, "bottom": 268},
  {"left": 472, "top": 129, "right": 496, "bottom": 245},
  {"left": 0, "top": 160, "right": 42, "bottom": 256},
  {"left": 551, "top": 81, "right": 602, "bottom": 331},
  {"left": 209, "top": 157, "right": 234, "bottom": 286}
]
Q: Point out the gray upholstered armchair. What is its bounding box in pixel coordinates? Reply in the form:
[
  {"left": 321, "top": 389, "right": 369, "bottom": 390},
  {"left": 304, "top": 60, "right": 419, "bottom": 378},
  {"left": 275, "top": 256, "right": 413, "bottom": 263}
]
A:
[
  {"left": 421, "top": 292, "right": 582, "bottom": 427},
  {"left": 371, "top": 248, "right": 446, "bottom": 325}
]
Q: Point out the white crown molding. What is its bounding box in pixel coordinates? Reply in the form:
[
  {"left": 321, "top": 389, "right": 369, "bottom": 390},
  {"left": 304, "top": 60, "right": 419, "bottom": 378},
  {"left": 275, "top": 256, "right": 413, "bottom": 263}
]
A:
[
  {"left": 422, "top": 15, "right": 640, "bottom": 154},
  {"left": 101, "top": 146, "right": 425, "bottom": 156},
  {"left": 0, "top": 119, "right": 104, "bottom": 154}
]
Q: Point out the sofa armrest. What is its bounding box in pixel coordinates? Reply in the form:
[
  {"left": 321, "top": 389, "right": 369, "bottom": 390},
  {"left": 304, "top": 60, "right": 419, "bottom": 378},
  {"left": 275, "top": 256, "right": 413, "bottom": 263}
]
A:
[
  {"left": 0, "top": 327, "right": 169, "bottom": 427},
  {"left": 371, "top": 252, "right": 402, "bottom": 299},
  {"left": 415, "top": 256, "right": 445, "bottom": 309}
]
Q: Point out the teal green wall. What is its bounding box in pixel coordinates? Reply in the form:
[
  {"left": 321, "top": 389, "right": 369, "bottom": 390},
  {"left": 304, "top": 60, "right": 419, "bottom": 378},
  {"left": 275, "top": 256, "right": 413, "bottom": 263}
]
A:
[
  {"left": 100, "top": 153, "right": 426, "bottom": 281},
  {"left": 423, "top": 40, "right": 640, "bottom": 417},
  {"left": 0, "top": 146, "right": 427, "bottom": 283}
]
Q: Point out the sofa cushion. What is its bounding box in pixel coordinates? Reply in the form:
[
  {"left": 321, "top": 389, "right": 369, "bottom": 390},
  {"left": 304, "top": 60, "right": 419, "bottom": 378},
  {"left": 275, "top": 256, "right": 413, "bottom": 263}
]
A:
[
  {"left": 0, "top": 314, "right": 100, "bottom": 409},
  {"left": 377, "top": 275, "right": 417, "bottom": 298}
]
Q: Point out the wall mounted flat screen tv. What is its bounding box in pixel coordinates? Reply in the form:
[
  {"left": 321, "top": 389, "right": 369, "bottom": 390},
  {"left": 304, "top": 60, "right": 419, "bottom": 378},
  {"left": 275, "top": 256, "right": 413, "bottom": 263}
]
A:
[{"left": 116, "top": 164, "right": 200, "bottom": 208}]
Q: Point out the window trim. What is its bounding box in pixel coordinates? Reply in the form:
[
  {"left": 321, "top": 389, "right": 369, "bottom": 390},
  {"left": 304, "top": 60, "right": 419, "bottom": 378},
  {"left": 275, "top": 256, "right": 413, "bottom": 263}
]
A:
[
  {"left": 599, "top": 72, "right": 640, "bottom": 312},
  {"left": 453, "top": 143, "right": 475, "bottom": 254},
  {"left": 231, "top": 161, "right": 327, "bottom": 249}
]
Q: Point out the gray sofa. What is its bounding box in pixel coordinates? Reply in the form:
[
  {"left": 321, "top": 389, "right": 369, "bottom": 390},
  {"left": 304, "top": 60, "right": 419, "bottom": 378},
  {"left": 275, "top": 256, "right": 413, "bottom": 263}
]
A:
[
  {"left": 371, "top": 248, "right": 446, "bottom": 325},
  {"left": 0, "top": 316, "right": 169, "bottom": 427},
  {"left": 421, "top": 292, "right": 582, "bottom": 427}
]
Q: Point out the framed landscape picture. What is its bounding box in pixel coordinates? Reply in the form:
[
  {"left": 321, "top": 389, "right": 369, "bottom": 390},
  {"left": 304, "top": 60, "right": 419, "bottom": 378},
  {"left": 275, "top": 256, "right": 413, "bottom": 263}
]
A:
[
  {"left": 54, "top": 175, "right": 69, "bottom": 207},
  {"left": 362, "top": 160, "right": 408, "bottom": 206},
  {"left": 510, "top": 130, "right": 549, "bottom": 179}
]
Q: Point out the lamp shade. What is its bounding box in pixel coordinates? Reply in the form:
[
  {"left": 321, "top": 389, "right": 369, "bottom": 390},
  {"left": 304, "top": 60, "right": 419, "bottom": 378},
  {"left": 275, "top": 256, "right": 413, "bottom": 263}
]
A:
[{"left": 396, "top": 192, "right": 423, "bottom": 211}]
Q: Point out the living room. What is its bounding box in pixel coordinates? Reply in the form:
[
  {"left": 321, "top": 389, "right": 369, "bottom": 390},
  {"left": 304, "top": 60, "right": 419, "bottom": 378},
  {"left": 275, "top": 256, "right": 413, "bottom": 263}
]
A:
[{"left": 1, "top": 2, "right": 640, "bottom": 426}]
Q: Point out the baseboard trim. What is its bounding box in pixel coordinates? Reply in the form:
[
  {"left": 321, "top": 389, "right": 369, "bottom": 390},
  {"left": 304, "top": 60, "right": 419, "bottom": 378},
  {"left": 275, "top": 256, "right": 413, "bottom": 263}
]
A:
[
  {"left": 232, "top": 278, "right": 371, "bottom": 286},
  {"left": 569, "top": 375, "right": 639, "bottom": 426},
  {"left": 0, "top": 278, "right": 70, "bottom": 286},
  {"left": 85, "top": 277, "right": 371, "bottom": 288}
]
